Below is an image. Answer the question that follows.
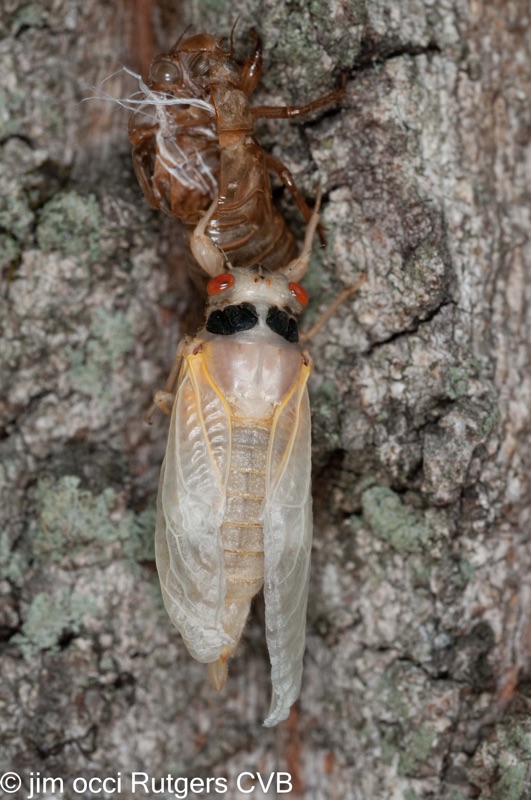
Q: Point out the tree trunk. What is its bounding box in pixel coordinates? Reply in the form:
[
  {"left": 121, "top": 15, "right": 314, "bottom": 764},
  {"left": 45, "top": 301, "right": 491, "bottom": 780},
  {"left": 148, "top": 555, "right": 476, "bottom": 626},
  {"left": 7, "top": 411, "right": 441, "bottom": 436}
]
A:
[{"left": 1, "top": 1, "right": 529, "bottom": 798}]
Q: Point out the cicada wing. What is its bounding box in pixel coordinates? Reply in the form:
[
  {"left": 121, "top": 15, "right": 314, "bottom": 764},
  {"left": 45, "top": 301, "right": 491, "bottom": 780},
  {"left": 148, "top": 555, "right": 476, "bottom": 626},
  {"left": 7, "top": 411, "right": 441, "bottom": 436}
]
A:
[
  {"left": 156, "top": 352, "right": 234, "bottom": 663},
  {"left": 262, "top": 363, "right": 313, "bottom": 727}
]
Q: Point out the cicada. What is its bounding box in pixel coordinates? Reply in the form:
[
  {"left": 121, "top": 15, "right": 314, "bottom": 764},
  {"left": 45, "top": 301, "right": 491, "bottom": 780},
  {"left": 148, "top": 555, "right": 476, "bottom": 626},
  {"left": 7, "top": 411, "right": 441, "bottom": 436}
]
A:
[
  {"left": 153, "top": 208, "right": 320, "bottom": 727},
  {"left": 128, "top": 30, "right": 343, "bottom": 271}
]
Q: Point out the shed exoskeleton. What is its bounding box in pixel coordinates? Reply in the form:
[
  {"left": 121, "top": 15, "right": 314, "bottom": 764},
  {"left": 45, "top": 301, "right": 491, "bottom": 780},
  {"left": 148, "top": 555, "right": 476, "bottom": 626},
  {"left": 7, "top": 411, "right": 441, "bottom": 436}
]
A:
[{"left": 128, "top": 30, "right": 343, "bottom": 272}]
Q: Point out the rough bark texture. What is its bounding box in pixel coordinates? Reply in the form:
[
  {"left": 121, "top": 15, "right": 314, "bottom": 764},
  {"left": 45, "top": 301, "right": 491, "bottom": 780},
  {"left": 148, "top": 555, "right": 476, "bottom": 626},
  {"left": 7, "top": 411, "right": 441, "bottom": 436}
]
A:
[{"left": 1, "top": 1, "right": 529, "bottom": 799}]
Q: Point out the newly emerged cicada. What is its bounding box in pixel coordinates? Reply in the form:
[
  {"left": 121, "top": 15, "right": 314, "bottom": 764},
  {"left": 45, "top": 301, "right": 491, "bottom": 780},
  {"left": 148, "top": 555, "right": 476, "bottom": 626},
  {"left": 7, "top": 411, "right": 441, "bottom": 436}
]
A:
[
  {"left": 128, "top": 30, "right": 343, "bottom": 271},
  {"left": 152, "top": 208, "right": 321, "bottom": 726}
]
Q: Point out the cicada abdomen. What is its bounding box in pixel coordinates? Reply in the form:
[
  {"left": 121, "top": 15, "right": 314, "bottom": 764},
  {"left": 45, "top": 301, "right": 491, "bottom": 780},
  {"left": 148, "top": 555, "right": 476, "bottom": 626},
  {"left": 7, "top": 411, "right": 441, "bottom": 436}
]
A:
[
  {"left": 154, "top": 250, "right": 315, "bottom": 726},
  {"left": 128, "top": 31, "right": 343, "bottom": 273}
]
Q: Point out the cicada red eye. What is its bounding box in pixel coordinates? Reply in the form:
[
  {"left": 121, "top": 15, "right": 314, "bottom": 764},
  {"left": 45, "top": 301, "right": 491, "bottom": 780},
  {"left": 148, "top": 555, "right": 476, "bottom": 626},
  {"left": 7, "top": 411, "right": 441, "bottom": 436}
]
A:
[
  {"left": 289, "top": 282, "right": 309, "bottom": 307},
  {"left": 207, "top": 273, "right": 235, "bottom": 295}
]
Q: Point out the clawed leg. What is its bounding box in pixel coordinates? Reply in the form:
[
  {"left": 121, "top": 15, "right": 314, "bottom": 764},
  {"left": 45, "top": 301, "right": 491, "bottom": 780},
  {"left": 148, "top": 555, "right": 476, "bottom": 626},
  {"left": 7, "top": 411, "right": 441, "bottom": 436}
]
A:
[
  {"left": 265, "top": 152, "right": 326, "bottom": 244},
  {"left": 240, "top": 29, "right": 263, "bottom": 95},
  {"left": 144, "top": 336, "right": 192, "bottom": 423},
  {"left": 300, "top": 273, "right": 367, "bottom": 343},
  {"left": 251, "top": 87, "right": 344, "bottom": 120},
  {"left": 190, "top": 196, "right": 228, "bottom": 277}
]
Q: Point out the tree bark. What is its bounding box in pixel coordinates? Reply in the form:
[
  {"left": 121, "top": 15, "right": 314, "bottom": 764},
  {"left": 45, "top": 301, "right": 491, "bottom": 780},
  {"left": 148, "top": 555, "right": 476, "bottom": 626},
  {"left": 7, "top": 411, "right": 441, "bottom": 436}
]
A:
[{"left": 1, "top": 1, "right": 529, "bottom": 799}]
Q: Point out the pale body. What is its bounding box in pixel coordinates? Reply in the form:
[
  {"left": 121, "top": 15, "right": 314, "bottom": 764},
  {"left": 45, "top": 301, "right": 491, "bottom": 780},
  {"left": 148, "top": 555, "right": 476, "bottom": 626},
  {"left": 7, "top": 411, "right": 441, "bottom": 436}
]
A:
[{"left": 155, "top": 270, "right": 313, "bottom": 726}]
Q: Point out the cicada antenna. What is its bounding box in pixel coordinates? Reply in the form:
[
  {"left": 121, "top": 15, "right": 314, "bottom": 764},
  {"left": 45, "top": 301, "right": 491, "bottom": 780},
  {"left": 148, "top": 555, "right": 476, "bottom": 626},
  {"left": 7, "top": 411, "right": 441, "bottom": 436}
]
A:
[
  {"left": 169, "top": 25, "right": 194, "bottom": 55},
  {"left": 228, "top": 17, "right": 240, "bottom": 56},
  {"left": 281, "top": 189, "right": 322, "bottom": 282}
]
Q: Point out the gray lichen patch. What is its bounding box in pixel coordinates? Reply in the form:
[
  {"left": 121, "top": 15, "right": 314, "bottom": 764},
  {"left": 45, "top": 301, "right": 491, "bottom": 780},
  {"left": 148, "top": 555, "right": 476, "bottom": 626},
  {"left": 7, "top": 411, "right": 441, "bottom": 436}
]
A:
[
  {"left": 361, "top": 485, "right": 431, "bottom": 553},
  {"left": 36, "top": 191, "right": 102, "bottom": 261}
]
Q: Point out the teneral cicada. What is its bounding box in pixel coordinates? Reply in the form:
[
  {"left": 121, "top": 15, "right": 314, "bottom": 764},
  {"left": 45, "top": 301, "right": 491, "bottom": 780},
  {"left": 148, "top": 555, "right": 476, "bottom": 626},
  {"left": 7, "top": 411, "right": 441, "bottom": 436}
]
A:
[
  {"left": 153, "top": 207, "right": 322, "bottom": 726},
  {"left": 128, "top": 31, "right": 343, "bottom": 271}
]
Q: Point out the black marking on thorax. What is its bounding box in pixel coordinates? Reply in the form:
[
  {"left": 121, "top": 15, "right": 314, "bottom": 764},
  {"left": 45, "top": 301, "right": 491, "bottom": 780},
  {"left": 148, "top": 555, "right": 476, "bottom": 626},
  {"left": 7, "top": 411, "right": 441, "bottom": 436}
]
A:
[
  {"left": 206, "top": 302, "right": 299, "bottom": 343},
  {"left": 206, "top": 303, "right": 259, "bottom": 335},
  {"left": 266, "top": 306, "right": 299, "bottom": 343}
]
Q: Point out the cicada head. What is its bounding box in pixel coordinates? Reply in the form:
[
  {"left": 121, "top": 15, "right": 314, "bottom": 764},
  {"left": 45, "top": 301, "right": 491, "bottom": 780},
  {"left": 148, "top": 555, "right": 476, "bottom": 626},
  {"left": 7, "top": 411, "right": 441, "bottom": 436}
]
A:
[
  {"left": 207, "top": 265, "right": 307, "bottom": 313},
  {"left": 149, "top": 33, "right": 241, "bottom": 97},
  {"left": 204, "top": 265, "right": 308, "bottom": 342},
  {"left": 146, "top": 34, "right": 223, "bottom": 98},
  {"left": 174, "top": 33, "right": 223, "bottom": 57}
]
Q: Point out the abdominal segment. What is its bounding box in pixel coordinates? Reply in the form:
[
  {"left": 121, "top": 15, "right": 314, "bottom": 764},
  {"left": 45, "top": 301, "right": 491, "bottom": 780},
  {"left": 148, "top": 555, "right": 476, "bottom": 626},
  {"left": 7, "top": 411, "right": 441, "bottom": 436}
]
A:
[{"left": 207, "top": 421, "right": 269, "bottom": 690}]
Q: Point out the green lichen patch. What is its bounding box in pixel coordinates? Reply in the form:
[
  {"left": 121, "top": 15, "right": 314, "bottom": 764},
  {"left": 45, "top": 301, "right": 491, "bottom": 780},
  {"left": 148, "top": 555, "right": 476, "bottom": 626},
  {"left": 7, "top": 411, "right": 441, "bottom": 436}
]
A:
[
  {"left": 493, "top": 760, "right": 527, "bottom": 800},
  {"left": 199, "top": 0, "right": 232, "bottom": 9},
  {"left": 492, "top": 724, "right": 531, "bottom": 800},
  {"left": 11, "top": 589, "right": 91, "bottom": 660},
  {"left": 377, "top": 669, "right": 411, "bottom": 720},
  {"left": 457, "top": 558, "right": 475, "bottom": 586},
  {"left": 481, "top": 405, "right": 501, "bottom": 438},
  {"left": 361, "top": 486, "right": 431, "bottom": 553},
  {"left": 469, "top": 719, "right": 531, "bottom": 799},
  {"left": 0, "top": 232, "right": 21, "bottom": 274},
  {"left": 445, "top": 366, "right": 470, "bottom": 400},
  {"left": 36, "top": 191, "right": 102, "bottom": 261},
  {"left": 0, "top": 531, "right": 25, "bottom": 583},
  {"left": 0, "top": 68, "right": 27, "bottom": 135},
  {"left": 67, "top": 307, "right": 134, "bottom": 400},
  {"left": 264, "top": 3, "right": 362, "bottom": 86},
  {"left": 442, "top": 356, "right": 480, "bottom": 401},
  {"left": 0, "top": 191, "right": 34, "bottom": 241},
  {"left": 33, "top": 475, "right": 154, "bottom": 566},
  {"left": 13, "top": 3, "right": 48, "bottom": 31},
  {"left": 399, "top": 726, "right": 438, "bottom": 775}
]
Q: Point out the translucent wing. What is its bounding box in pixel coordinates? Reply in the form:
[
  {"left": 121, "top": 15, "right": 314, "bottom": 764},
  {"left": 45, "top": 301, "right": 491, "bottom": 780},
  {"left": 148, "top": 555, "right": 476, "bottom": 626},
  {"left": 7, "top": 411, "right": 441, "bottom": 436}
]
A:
[
  {"left": 155, "top": 351, "right": 234, "bottom": 662},
  {"left": 262, "top": 362, "right": 313, "bottom": 726}
]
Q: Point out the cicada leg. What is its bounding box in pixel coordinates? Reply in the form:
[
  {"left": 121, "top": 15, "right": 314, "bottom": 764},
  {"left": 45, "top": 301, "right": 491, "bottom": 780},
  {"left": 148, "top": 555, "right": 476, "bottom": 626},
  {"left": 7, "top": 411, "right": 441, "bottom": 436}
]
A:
[
  {"left": 281, "top": 190, "right": 367, "bottom": 340},
  {"left": 281, "top": 188, "right": 322, "bottom": 283},
  {"left": 190, "top": 197, "right": 228, "bottom": 277},
  {"left": 144, "top": 336, "right": 194, "bottom": 422},
  {"left": 129, "top": 124, "right": 161, "bottom": 210},
  {"left": 251, "top": 86, "right": 344, "bottom": 120},
  {"left": 300, "top": 274, "right": 367, "bottom": 343},
  {"left": 239, "top": 29, "right": 263, "bottom": 95},
  {"left": 264, "top": 152, "right": 326, "bottom": 245}
]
